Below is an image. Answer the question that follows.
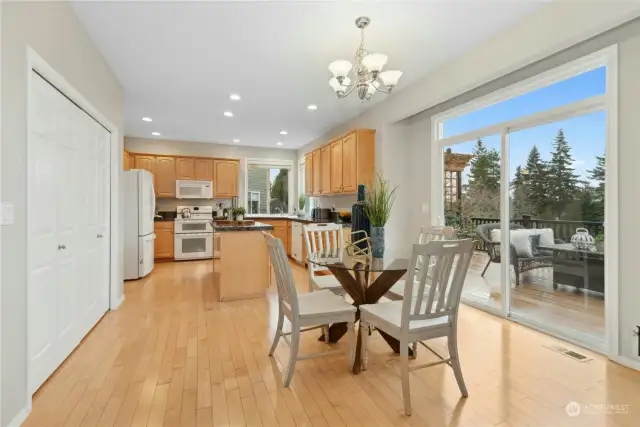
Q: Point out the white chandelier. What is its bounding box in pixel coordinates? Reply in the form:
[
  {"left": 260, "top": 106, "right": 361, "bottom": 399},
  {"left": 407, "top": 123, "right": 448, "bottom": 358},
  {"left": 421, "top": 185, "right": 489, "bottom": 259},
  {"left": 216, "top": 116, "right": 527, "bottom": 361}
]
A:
[{"left": 328, "top": 17, "right": 403, "bottom": 102}]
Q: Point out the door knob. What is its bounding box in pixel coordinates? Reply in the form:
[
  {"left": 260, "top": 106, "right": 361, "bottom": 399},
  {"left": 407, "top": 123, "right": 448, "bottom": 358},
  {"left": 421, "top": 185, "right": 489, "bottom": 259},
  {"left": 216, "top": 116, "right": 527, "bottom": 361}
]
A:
[
  {"left": 58, "top": 245, "right": 67, "bottom": 250},
  {"left": 97, "top": 234, "right": 104, "bottom": 238}
]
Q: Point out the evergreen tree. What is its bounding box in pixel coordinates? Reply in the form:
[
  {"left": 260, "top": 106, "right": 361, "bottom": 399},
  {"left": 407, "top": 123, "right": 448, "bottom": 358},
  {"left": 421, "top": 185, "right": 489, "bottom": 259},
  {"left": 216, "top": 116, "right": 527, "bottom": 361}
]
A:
[
  {"left": 465, "top": 139, "right": 501, "bottom": 217},
  {"left": 510, "top": 165, "right": 533, "bottom": 218},
  {"left": 270, "top": 169, "right": 289, "bottom": 213},
  {"left": 522, "top": 145, "right": 549, "bottom": 218},
  {"left": 547, "top": 129, "right": 579, "bottom": 218},
  {"left": 467, "top": 139, "right": 500, "bottom": 192},
  {"left": 587, "top": 154, "right": 605, "bottom": 221}
]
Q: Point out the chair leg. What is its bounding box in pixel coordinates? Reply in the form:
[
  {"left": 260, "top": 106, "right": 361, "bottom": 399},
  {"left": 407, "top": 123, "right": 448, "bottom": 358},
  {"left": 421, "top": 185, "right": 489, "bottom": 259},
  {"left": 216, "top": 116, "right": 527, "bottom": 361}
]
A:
[
  {"left": 284, "top": 327, "right": 300, "bottom": 387},
  {"left": 347, "top": 321, "right": 355, "bottom": 370},
  {"left": 400, "top": 338, "right": 412, "bottom": 416},
  {"left": 323, "top": 325, "right": 330, "bottom": 343},
  {"left": 360, "top": 321, "right": 368, "bottom": 370},
  {"left": 268, "top": 311, "right": 284, "bottom": 356},
  {"left": 411, "top": 341, "right": 418, "bottom": 359},
  {"left": 448, "top": 325, "right": 468, "bottom": 397},
  {"left": 481, "top": 257, "right": 492, "bottom": 277}
]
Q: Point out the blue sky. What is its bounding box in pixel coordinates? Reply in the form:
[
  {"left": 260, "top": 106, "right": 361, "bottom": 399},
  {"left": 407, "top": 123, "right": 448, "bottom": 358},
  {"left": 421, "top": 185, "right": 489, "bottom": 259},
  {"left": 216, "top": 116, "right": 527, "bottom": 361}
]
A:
[{"left": 443, "top": 67, "right": 606, "bottom": 185}]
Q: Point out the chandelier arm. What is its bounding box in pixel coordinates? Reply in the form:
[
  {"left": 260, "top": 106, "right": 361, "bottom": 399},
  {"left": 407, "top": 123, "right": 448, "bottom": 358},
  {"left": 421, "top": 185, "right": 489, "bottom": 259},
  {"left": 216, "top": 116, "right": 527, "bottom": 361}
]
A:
[
  {"left": 338, "top": 83, "right": 358, "bottom": 99},
  {"left": 372, "top": 83, "right": 391, "bottom": 95}
]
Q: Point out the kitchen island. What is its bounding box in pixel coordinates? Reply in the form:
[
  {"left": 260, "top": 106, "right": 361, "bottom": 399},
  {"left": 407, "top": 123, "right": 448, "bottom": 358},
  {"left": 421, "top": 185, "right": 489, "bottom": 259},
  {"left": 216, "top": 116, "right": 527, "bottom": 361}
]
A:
[{"left": 213, "top": 221, "right": 274, "bottom": 301}]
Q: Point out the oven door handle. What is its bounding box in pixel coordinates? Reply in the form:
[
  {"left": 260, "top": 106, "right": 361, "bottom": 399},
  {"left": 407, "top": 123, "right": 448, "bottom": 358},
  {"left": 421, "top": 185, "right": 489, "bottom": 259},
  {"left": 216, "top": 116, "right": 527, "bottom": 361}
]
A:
[{"left": 175, "top": 232, "right": 213, "bottom": 238}]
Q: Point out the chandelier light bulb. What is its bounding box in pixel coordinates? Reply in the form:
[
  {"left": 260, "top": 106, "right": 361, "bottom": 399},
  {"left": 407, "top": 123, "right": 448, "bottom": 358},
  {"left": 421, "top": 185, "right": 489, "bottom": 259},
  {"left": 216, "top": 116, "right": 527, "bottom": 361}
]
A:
[
  {"left": 379, "top": 70, "right": 403, "bottom": 88},
  {"left": 328, "top": 60, "right": 353, "bottom": 78},
  {"left": 362, "top": 53, "right": 388, "bottom": 72}
]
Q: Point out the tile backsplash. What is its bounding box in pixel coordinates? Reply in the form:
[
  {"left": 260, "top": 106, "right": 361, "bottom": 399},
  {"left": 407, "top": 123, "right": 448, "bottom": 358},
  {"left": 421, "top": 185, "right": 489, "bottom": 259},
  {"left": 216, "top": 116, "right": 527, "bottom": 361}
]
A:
[{"left": 156, "top": 198, "right": 232, "bottom": 213}]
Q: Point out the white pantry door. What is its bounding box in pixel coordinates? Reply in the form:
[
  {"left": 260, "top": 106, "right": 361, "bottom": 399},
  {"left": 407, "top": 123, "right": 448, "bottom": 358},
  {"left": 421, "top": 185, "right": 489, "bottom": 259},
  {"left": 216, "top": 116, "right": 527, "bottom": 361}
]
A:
[{"left": 28, "top": 71, "right": 110, "bottom": 393}]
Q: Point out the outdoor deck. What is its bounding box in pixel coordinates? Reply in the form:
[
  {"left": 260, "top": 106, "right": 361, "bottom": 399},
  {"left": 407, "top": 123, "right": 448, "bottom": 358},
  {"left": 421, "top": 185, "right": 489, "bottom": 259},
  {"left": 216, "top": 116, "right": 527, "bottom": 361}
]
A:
[{"left": 462, "top": 252, "right": 605, "bottom": 347}]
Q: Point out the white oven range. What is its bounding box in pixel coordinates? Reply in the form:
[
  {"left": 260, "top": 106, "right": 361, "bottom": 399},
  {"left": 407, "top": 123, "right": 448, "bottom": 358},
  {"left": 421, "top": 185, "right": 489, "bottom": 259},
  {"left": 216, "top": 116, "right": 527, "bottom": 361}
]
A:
[{"left": 174, "top": 205, "right": 214, "bottom": 260}]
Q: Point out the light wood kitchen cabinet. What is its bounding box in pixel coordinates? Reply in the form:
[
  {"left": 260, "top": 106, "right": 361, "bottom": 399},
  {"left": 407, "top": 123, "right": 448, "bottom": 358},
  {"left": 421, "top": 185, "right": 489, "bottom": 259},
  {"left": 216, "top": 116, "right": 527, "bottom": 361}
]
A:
[
  {"left": 213, "top": 160, "right": 239, "bottom": 197},
  {"left": 312, "top": 149, "right": 321, "bottom": 196},
  {"left": 124, "top": 150, "right": 131, "bottom": 171},
  {"left": 261, "top": 220, "right": 289, "bottom": 251},
  {"left": 286, "top": 220, "right": 292, "bottom": 256},
  {"left": 304, "top": 154, "right": 313, "bottom": 195},
  {"left": 330, "top": 139, "right": 343, "bottom": 193},
  {"left": 321, "top": 145, "right": 331, "bottom": 194},
  {"left": 176, "top": 158, "right": 195, "bottom": 180},
  {"left": 341, "top": 132, "right": 358, "bottom": 192},
  {"left": 154, "top": 222, "right": 174, "bottom": 260},
  {"left": 134, "top": 155, "right": 155, "bottom": 174},
  {"left": 194, "top": 159, "right": 213, "bottom": 180},
  {"left": 154, "top": 156, "right": 176, "bottom": 198}
]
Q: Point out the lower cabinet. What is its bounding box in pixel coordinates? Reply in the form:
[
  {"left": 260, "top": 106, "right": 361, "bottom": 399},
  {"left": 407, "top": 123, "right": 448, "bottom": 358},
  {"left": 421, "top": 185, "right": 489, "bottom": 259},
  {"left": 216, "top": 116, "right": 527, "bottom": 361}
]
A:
[{"left": 154, "top": 221, "right": 174, "bottom": 259}]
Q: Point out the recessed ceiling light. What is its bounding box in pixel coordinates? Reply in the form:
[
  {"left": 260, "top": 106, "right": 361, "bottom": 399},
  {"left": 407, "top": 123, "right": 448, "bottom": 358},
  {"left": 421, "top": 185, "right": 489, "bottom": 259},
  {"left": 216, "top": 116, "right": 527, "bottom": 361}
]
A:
[
  {"left": 142, "top": 117, "right": 152, "bottom": 122},
  {"left": 280, "top": 130, "right": 288, "bottom": 135},
  {"left": 276, "top": 142, "right": 284, "bottom": 146},
  {"left": 152, "top": 132, "right": 161, "bottom": 136},
  {"left": 224, "top": 111, "right": 234, "bottom": 117},
  {"left": 229, "top": 94, "right": 241, "bottom": 101},
  {"left": 307, "top": 104, "right": 318, "bottom": 110},
  {"left": 232, "top": 139, "right": 240, "bottom": 143}
]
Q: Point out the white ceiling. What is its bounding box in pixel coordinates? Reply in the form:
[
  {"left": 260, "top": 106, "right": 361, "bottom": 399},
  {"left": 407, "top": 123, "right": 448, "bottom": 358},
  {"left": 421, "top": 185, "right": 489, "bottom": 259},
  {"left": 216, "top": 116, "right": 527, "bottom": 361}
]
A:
[{"left": 72, "top": 1, "right": 543, "bottom": 149}]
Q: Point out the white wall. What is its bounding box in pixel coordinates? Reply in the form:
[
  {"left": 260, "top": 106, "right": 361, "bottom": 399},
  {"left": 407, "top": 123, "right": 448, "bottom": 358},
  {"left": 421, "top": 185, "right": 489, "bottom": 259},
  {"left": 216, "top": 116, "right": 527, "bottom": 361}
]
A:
[
  {"left": 125, "top": 137, "right": 298, "bottom": 211},
  {"left": 298, "top": 3, "right": 640, "bottom": 365},
  {"left": 1, "top": 2, "right": 124, "bottom": 425}
]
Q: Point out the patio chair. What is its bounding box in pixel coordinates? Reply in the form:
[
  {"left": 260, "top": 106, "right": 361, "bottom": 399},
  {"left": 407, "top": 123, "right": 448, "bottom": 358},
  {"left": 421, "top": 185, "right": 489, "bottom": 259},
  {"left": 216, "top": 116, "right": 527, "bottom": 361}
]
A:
[{"left": 476, "top": 223, "right": 563, "bottom": 286}]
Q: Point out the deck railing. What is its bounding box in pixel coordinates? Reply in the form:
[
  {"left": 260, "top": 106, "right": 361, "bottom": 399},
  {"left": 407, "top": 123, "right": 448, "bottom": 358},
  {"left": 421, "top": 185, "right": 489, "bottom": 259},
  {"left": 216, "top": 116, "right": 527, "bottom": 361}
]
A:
[{"left": 452, "top": 215, "right": 604, "bottom": 252}]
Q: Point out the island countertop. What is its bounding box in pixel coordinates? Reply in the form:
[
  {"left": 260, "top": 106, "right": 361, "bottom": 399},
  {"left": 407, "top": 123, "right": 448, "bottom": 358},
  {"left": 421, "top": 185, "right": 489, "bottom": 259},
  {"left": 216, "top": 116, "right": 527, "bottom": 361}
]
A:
[{"left": 212, "top": 221, "right": 274, "bottom": 232}]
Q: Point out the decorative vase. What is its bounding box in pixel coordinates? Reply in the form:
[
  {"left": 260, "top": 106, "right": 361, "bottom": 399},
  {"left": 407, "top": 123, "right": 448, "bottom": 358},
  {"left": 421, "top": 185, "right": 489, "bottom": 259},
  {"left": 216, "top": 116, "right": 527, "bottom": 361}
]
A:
[
  {"left": 370, "top": 226, "right": 385, "bottom": 258},
  {"left": 351, "top": 184, "right": 370, "bottom": 252},
  {"left": 571, "top": 228, "right": 595, "bottom": 250}
]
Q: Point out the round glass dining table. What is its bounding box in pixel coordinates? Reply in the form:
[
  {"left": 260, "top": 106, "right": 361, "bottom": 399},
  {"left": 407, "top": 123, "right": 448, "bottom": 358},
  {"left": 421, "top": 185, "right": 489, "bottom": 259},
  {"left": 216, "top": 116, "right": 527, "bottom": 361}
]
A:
[{"left": 307, "top": 250, "right": 411, "bottom": 374}]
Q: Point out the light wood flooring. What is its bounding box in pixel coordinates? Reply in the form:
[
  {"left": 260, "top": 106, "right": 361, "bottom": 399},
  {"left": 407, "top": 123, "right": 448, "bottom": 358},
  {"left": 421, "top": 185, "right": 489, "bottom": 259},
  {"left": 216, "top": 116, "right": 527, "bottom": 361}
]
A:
[{"left": 22, "top": 259, "right": 640, "bottom": 427}]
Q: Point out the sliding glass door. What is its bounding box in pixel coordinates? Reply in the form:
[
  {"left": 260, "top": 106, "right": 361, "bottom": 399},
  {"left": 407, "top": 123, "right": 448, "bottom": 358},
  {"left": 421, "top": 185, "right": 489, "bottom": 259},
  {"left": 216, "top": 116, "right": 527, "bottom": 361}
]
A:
[{"left": 431, "top": 48, "right": 614, "bottom": 353}]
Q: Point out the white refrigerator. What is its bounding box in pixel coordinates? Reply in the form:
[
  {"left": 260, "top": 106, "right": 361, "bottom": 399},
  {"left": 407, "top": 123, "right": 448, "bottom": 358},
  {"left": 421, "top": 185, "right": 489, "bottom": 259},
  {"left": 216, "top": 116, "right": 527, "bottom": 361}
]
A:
[{"left": 123, "top": 169, "right": 156, "bottom": 280}]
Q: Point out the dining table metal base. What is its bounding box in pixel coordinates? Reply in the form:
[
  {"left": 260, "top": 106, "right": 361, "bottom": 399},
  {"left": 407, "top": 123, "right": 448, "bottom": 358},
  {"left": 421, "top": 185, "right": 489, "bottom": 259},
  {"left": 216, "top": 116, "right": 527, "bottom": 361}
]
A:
[{"left": 317, "top": 263, "right": 411, "bottom": 374}]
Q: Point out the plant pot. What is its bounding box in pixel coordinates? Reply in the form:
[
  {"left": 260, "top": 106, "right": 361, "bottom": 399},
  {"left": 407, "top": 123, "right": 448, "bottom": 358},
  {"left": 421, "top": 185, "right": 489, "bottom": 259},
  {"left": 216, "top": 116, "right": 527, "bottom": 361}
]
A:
[
  {"left": 236, "top": 214, "right": 244, "bottom": 221},
  {"left": 370, "top": 226, "right": 385, "bottom": 258}
]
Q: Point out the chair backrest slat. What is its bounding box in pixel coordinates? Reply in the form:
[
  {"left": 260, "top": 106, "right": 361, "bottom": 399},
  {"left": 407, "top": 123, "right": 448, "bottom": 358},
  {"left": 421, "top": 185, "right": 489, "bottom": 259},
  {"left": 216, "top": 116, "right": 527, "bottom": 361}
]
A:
[
  {"left": 303, "top": 223, "right": 344, "bottom": 274},
  {"left": 402, "top": 239, "right": 474, "bottom": 326},
  {"left": 263, "top": 232, "right": 299, "bottom": 317},
  {"left": 415, "top": 225, "right": 456, "bottom": 274}
]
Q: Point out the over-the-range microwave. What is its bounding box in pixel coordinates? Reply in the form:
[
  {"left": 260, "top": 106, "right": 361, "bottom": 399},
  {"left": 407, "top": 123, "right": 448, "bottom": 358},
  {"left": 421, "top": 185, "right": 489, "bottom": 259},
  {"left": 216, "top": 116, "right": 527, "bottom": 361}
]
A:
[{"left": 175, "top": 180, "right": 213, "bottom": 199}]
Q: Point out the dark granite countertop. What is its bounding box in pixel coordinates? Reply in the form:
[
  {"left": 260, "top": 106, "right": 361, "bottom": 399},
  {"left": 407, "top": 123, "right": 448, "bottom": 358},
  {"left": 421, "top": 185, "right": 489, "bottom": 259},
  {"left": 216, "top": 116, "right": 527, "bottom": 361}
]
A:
[
  {"left": 213, "top": 221, "right": 274, "bottom": 232},
  {"left": 154, "top": 217, "right": 175, "bottom": 222},
  {"left": 246, "top": 216, "right": 351, "bottom": 226}
]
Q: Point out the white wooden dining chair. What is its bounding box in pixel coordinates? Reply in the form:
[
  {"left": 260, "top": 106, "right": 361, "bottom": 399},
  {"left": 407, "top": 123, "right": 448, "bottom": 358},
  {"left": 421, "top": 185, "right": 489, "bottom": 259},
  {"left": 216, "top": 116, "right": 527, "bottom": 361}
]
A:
[
  {"left": 303, "top": 223, "right": 345, "bottom": 295},
  {"left": 264, "top": 232, "right": 356, "bottom": 387},
  {"left": 360, "top": 239, "right": 474, "bottom": 415},
  {"left": 386, "top": 225, "right": 456, "bottom": 301}
]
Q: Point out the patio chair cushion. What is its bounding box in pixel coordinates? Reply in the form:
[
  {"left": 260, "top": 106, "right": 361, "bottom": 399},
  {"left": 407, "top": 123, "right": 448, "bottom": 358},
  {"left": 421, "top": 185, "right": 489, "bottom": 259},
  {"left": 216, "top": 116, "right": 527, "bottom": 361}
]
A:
[{"left": 490, "top": 228, "right": 555, "bottom": 258}]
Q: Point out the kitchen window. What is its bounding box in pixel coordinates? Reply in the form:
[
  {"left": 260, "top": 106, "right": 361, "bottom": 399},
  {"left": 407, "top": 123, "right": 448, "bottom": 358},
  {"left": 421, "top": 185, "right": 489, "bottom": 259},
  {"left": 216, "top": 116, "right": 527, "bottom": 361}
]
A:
[
  {"left": 246, "top": 158, "right": 294, "bottom": 215},
  {"left": 248, "top": 191, "right": 260, "bottom": 214}
]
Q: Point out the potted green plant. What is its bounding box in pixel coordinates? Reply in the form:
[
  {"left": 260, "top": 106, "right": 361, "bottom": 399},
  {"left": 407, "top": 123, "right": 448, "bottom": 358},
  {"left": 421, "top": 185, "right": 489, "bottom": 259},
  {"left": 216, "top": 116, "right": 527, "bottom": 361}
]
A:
[
  {"left": 595, "top": 232, "right": 605, "bottom": 252},
  {"left": 232, "top": 206, "right": 246, "bottom": 221},
  {"left": 364, "top": 173, "right": 398, "bottom": 258},
  {"left": 298, "top": 195, "right": 306, "bottom": 218}
]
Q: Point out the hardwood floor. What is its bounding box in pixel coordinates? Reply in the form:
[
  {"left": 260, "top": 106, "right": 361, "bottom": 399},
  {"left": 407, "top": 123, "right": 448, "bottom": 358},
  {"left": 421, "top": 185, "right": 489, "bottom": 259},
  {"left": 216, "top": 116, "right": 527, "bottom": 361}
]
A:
[{"left": 23, "top": 259, "right": 640, "bottom": 427}]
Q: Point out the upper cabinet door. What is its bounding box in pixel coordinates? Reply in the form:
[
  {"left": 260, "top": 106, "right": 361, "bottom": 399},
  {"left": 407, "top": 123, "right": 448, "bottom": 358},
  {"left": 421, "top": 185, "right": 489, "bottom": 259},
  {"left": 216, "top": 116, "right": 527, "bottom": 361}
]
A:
[
  {"left": 155, "top": 156, "right": 176, "bottom": 198},
  {"left": 194, "top": 159, "right": 213, "bottom": 181},
  {"left": 330, "top": 140, "right": 343, "bottom": 193},
  {"left": 304, "top": 154, "right": 313, "bottom": 195},
  {"left": 213, "top": 160, "right": 238, "bottom": 197},
  {"left": 312, "top": 150, "right": 321, "bottom": 196},
  {"left": 321, "top": 145, "right": 331, "bottom": 195},
  {"left": 342, "top": 133, "right": 357, "bottom": 193},
  {"left": 134, "top": 155, "right": 155, "bottom": 174},
  {"left": 176, "top": 158, "right": 195, "bottom": 180},
  {"left": 123, "top": 151, "right": 130, "bottom": 171}
]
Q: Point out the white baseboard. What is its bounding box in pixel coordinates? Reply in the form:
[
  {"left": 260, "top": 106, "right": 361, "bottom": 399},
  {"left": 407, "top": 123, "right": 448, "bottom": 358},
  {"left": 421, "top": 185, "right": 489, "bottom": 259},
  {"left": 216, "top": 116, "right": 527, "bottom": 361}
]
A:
[
  {"left": 611, "top": 355, "right": 640, "bottom": 371},
  {"left": 111, "top": 294, "right": 125, "bottom": 311},
  {"left": 7, "top": 406, "right": 29, "bottom": 427}
]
